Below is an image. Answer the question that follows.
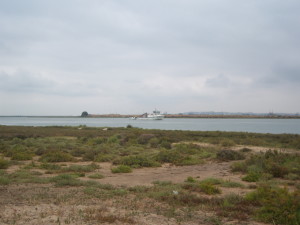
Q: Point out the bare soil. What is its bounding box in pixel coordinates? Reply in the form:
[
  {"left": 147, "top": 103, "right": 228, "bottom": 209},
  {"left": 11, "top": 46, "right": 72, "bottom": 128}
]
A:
[{"left": 1, "top": 142, "right": 288, "bottom": 225}]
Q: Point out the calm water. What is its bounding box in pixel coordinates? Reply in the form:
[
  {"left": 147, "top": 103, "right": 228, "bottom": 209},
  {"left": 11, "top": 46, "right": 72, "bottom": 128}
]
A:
[{"left": 0, "top": 117, "right": 300, "bottom": 134}]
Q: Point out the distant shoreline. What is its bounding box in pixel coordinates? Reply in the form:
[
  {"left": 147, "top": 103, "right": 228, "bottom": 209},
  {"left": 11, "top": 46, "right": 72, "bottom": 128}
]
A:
[{"left": 1, "top": 114, "right": 300, "bottom": 119}]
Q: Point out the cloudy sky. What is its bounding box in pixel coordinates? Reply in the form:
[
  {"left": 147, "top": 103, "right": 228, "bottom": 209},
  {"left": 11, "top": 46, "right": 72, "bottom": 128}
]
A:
[{"left": 0, "top": 0, "right": 299, "bottom": 115}]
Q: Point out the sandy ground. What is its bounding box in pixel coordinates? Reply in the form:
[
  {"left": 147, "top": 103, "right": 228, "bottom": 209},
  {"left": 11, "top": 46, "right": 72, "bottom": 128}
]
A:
[
  {"left": 1, "top": 142, "right": 291, "bottom": 225},
  {"left": 86, "top": 161, "right": 244, "bottom": 188}
]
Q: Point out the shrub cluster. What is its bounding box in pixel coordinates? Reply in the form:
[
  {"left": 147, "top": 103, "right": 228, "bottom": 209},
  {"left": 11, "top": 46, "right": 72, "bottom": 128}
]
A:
[
  {"left": 39, "top": 151, "right": 75, "bottom": 162},
  {"left": 182, "top": 177, "right": 222, "bottom": 195},
  {"left": 111, "top": 165, "right": 132, "bottom": 173},
  {"left": 117, "top": 155, "right": 160, "bottom": 168},
  {"left": 231, "top": 150, "right": 300, "bottom": 182},
  {"left": 216, "top": 149, "right": 245, "bottom": 161},
  {"left": 0, "top": 158, "right": 9, "bottom": 169},
  {"left": 246, "top": 185, "right": 300, "bottom": 225}
]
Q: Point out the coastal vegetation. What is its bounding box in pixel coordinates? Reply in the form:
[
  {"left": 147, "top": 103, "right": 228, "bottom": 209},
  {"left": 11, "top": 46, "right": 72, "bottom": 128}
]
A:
[{"left": 0, "top": 125, "right": 300, "bottom": 224}]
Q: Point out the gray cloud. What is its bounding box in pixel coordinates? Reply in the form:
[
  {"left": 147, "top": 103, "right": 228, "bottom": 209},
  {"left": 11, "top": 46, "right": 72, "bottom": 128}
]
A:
[{"left": 0, "top": 0, "right": 299, "bottom": 115}]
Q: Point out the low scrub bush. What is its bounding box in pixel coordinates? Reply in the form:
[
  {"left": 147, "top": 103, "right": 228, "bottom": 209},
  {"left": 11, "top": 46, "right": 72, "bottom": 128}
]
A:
[
  {"left": 155, "top": 150, "right": 183, "bottom": 164},
  {"left": 94, "top": 154, "right": 115, "bottom": 162},
  {"left": 83, "top": 149, "right": 102, "bottom": 161},
  {"left": 111, "top": 165, "right": 132, "bottom": 173},
  {"left": 200, "top": 178, "right": 223, "bottom": 185},
  {"left": 88, "top": 173, "right": 104, "bottom": 179},
  {"left": 182, "top": 177, "right": 222, "bottom": 195},
  {"left": 159, "top": 191, "right": 206, "bottom": 206},
  {"left": 240, "top": 147, "right": 252, "bottom": 152},
  {"left": 39, "top": 151, "right": 75, "bottom": 162},
  {"left": 175, "top": 156, "right": 203, "bottom": 166},
  {"left": 216, "top": 193, "right": 251, "bottom": 220},
  {"left": 107, "top": 135, "right": 120, "bottom": 144},
  {"left": 231, "top": 161, "right": 247, "bottom": 172},
  {"left": 70, "top": 148, "right": 86, "bottom": 157},
  {"left": 40, "top": 163, "right": 61, "bottom": 171},
  {"left": 285, "top": 173, "right": 299, "bottom": 180},
  {"left": 220, "top": 139, "right": 236, "bottom": 147},
  {"left": 246, "top": 185, "right": 300, "bottom": 225},
  {"left": 7, "top": 170, "right": 50, "bottom": 184},
  {"left": 11, "top": 152, "right": 33, "bottom": 161},
  {"left": 185, "top": 176, "right": 196, "bottom": 183},
  {"left": 61, "top": 163, "right": 99, "bottom": 173},
  {"left": 34, "top": 147, "right": 50, "bottom": 156},
  {"left": 50, "top": 174, "right": 82, "bottom": 186},
  {"left": 221, "top": 180, "right": 245, "bottom": 188},
  {"left": 160, "top": 140, "right": 172, "bottom": 149},
  {"left": 233, "top": 150, "right": 300, "bottom": 181},
  {"left": 137, "top": 134, "right": 155, "bottom": 145},
  {"left": 0, "top": 176, "right": 10, "bottom": 185},
  {"left": 0, "top": 158, "right": 9, "bottom": 169},
  {"left": 242, "top": 172, "right": 261, "bottom": 182},
  {"left": 118, "top": 155, "right": 160, "bottom": 168},
  {"left": 216, "top": 149, "right": 245, "bottom": 161},
  {"left": 199, "top": 182, "right": 222, "bottom": 195}
]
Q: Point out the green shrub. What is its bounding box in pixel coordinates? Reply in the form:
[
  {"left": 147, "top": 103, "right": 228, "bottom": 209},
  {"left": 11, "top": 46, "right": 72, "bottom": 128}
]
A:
[
  {"left": 216, "top": 149, "right": 245, "bottom": 161},
  {"left": 235, "top": 150, "right": 300, "bottom": 181},
  {"left": 0, "top": 176, "right": 10, "bottom": 185},
  {"left": 111, "top": 165, "right": 132, "bottom": 173},
  {"left": 285, "top": 173, "right": 299, "bottom": 180},
  {"left": 82, "top": 149, "right": 101, "bottom": 161},
  {"left": 40, "top": 163, "right": 62, "bottom": 171},
  {"left": 137, "top": 134, "right": 155, "bottom": 145},
  {"left": 149, "top": 138, "right": 160, "bottom": 148},
  {"left": 185, "top": 176, "right": 196, "bottom": 183},
  {"left": 246, "top": 185, "right": 300, "bottom": 225},
  {"left": 175, "top": 156, "right": 203, "bottom": 166},
  {"left": 160, "top": 140, "right": 171, "bottom": 149},
  {"left": 11, "top": 152, "right": 33, "bottom": 161},
  {"left": 61, "top": 163, "right": 99, "bottom": 173},
  {"left": 199, "top": 182, "right": 221, "bottom": 195},
  {"left": 50, "top": 174, "right": 82, "bottom": 186},
  {"left": 0, "top": 158, "right": 9, "bottom": 169},
  {"left": 7, "top": 170, "right": 50, "bottom": 184},
  {"left": 221, "top": 180, "right": 245, "bottom": 188},
  {"left": 239, "top": 147, "right": 252, "bottom": 152},
  {"left": 119, "top": 155, "right": 160, "bottom": 168},
  {"left": 70, "top": 148, "right": 86, "bottom": 157},
  {"left": 155, "top": 150, "right": 182, "bottom": 164},
  {"left": 107, "top": 135, "right": 120, "bottom": 144},
  {"left": 231, "top": 161, "right": 247, "bottom": 172},
  {"left": 220, "top": 139, "right": 236, "bottom": 147},
  {"left": 182, "top": 178, "right": 222, "bottom": 195},
  {"left": 88, "top": 173, "right": 104, "bottom": 179},
  {"left": 94, "top": 154, "right": 115, "bottom": 162},
  {"left": 242, "top": 172, "right": 261, "bottom": 182},
  {"left": 39, "top": 151, "right": 75, "bottom": 162},
  {"left": 34, "top": 147, "right": 49, "bottom": 156},
  {"left": 266, "top": 162, "right": 289, "bottom": 178},
  {"left": 182, "top": 182, "right": 202, "bottom": 192},
  {"left": 200, "top": 178, "right": 223, "bottom": 185}
]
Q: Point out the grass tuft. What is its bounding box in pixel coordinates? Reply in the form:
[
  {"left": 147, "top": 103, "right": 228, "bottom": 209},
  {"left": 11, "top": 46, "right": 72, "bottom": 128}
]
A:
[{"left": 111, "top": 165, "right": 132, "bottom": 173}]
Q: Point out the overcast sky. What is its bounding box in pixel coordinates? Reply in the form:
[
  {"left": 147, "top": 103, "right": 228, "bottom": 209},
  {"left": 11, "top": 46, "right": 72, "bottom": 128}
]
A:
[{"left": 0, "top": 0, "right": 299, "bottom": 115}]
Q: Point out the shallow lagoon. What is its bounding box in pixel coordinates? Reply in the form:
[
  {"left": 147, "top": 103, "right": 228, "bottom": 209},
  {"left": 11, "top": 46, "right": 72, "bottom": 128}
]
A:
[{"left": 1, "top": 117, "right": 300, "bottom": 134}]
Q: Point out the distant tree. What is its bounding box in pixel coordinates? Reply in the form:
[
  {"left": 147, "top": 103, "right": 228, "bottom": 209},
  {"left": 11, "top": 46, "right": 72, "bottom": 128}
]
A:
[{"left": 81, "top": 111, "right": 88, "bottom": 117}]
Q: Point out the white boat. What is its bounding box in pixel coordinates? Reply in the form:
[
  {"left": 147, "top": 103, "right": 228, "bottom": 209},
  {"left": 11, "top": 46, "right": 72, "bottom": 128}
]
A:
[{"left": 139, "top": 109, "right": 164, "bottom": 120}]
